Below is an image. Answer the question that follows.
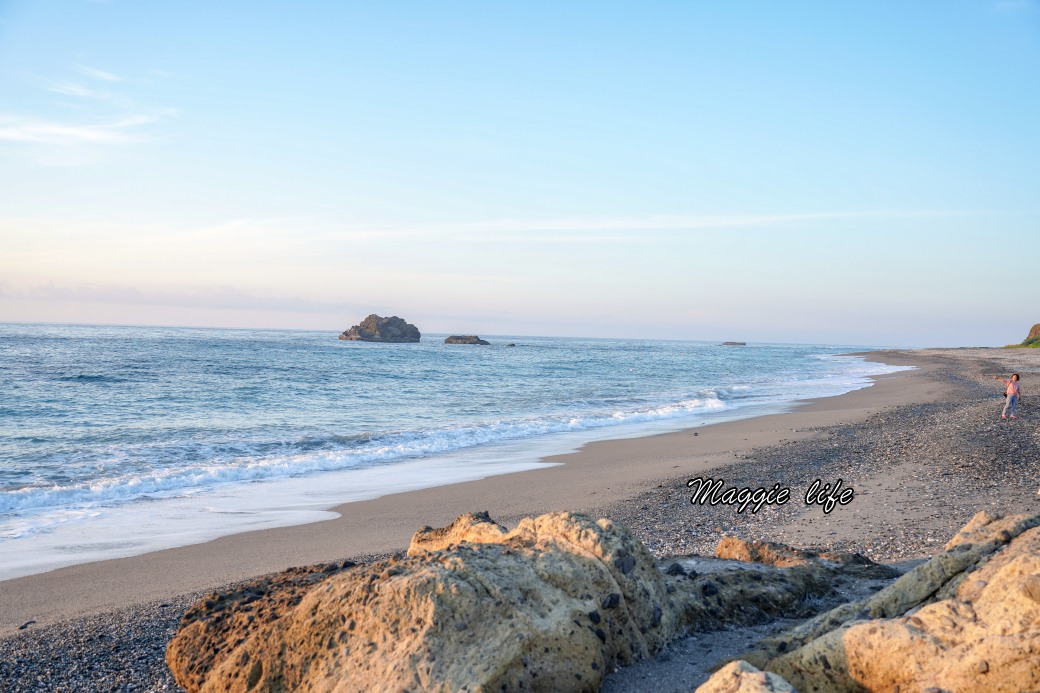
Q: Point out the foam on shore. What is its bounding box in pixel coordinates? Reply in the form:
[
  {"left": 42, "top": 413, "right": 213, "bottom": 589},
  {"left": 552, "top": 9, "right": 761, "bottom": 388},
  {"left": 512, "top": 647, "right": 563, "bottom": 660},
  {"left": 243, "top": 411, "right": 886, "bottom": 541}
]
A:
[{"left": 0, "top": 355, "right": 908, "bottom": 581}]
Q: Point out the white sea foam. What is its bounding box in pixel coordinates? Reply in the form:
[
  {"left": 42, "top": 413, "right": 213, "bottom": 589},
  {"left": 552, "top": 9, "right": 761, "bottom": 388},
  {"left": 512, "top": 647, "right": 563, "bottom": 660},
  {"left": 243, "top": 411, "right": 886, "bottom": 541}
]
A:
[
  {"left": 0, "top": 325, "right": 913, "bottom": 581},
  {"left": 0, "top": 393, "right": 728, "bottom": 518}
]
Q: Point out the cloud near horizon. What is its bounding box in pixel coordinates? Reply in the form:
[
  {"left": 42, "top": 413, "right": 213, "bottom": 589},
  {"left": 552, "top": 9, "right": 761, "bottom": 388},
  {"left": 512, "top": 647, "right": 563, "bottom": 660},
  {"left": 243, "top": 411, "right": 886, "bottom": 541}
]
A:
[
  {"left": 318, "top": 209, "right": 985, "bottom": 243},
  {"left": 0, "top": 282, "right": 357, "bottom": 315}
]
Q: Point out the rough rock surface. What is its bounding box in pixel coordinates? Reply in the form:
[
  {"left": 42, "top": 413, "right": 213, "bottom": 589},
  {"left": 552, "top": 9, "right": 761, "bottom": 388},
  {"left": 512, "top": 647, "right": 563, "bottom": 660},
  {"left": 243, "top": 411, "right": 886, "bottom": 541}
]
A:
[
  {"left": 716, "top": 537, "right": 893, "bottom": 574},
  {"left": 743, "top": 510, "right": 1040, "bottom": 693},
  {"left": 168, "top": 512, "right": 679, "bottom": 692},
  {"left": 338, "top": 314, "right": 420, "bottom": 342},
  {"left": 444, "top": 335, "right": 491, "bottom": 345},
  {"left": 166, "top": 512, "right": 850, "bottom": 693},
  {"left": 1025, "top": 323, "right": 1040, "bottom": 345},
  {"left": 695, "top": 660, "right": 795, "bottom": 693}
]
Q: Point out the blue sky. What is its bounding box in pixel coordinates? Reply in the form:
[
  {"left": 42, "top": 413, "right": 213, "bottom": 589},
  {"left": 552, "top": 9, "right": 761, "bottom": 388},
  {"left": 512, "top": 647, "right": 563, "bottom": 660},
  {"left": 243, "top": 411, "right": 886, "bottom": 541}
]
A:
[{"left": 1, "top": 1, "right": 1037, "bottom": 346}]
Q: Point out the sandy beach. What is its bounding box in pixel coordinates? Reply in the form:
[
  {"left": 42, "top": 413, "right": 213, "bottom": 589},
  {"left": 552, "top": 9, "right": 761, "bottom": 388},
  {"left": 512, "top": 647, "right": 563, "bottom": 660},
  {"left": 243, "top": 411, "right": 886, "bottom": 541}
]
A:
[
  {"left": 4, "top": 3, "right": 1034, "bottom": 689},
  {"left": 1, "top": 347, "right": 1037, "bottom": 691}
]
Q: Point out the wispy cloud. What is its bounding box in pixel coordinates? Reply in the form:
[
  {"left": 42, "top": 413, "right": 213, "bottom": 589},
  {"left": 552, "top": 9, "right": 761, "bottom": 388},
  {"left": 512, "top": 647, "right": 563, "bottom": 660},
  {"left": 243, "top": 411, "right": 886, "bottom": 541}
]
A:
[
  {"left": 77, "top": 65, "right": 122, "bottom": 82},
  {"left": 0, "top": 114, "right": 158, "bottom": 145},
  {"left": 45, "top": 81, "right": 114, "bottom": 100},
  {"left": 3, "top": 65, "right": 174, "bottom": 156}
]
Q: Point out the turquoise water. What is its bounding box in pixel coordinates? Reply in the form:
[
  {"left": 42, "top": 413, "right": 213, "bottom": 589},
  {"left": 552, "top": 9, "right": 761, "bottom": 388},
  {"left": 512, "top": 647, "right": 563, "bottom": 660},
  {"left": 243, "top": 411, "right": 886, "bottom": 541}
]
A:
[{"left": 0, "top": 323, "right": 907, "bottom": 578}]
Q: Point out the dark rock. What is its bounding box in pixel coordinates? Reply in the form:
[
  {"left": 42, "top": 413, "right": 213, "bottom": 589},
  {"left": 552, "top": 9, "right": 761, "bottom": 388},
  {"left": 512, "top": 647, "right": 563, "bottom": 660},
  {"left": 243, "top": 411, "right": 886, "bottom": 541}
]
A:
[
  {"left": 664, "top": 562, "right": 686, "bottom": 576},
  {"left": 339, "top": 315, "right": 420, "bottom": 343},
  {"left": 615, "top": 555, "right": 636, "bottom": 575},
  {"left": 444, "top": 335, "right": 491, "bottom": 345}
]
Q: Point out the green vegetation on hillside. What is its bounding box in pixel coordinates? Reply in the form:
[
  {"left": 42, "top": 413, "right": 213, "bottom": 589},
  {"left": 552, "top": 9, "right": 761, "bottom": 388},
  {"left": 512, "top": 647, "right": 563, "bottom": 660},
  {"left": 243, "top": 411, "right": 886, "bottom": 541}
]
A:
[{"left": 1006, "top": 325, "right": 1040, "bottom": 348}]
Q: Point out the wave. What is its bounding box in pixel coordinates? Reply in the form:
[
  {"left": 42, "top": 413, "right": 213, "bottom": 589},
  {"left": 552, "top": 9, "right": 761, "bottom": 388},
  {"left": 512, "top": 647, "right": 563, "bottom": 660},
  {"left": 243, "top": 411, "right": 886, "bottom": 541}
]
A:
[{"left": 0, "top": 393, "right": 727, "bottom": 516}]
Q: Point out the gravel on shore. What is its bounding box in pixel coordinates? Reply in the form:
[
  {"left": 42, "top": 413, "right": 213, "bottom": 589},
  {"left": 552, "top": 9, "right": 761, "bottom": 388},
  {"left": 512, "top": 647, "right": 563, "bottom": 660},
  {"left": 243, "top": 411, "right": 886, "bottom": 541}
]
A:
[
  {"left": 2, "top": 348, "right": 1036, "bottom": 692},
  {"left": 600, "top": 348, "right": 1039, "bottom": 563}
]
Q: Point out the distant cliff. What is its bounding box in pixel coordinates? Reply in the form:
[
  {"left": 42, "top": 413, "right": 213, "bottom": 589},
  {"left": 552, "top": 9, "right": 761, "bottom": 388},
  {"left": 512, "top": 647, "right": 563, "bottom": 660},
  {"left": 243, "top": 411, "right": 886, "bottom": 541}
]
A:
[
  {"left": 1025, "top": 324, "right": 1040, "bottom": 346},
  {"left": 339, "top": 315, "right": 420, "bottom": 343}
]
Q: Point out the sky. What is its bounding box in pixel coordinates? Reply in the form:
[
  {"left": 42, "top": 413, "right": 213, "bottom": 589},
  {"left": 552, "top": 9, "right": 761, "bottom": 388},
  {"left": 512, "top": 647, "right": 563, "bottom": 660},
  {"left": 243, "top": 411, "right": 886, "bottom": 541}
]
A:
[{"left": 1, "top": 1, "right": 1037, "bottom": 347}]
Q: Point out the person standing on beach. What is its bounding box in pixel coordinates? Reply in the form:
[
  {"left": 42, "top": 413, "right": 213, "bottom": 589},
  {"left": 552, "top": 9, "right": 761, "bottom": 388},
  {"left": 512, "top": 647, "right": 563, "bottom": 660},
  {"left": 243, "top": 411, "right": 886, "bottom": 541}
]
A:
[{"left": 993, "top": 373, "right": 1021, "bottom": 419}]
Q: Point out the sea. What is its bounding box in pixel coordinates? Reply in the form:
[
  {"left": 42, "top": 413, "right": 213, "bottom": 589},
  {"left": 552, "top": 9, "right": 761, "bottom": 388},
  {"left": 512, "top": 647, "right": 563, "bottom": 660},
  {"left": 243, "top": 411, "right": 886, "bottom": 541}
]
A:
[{"left": 0, "top": 323, "right": 911, "bottom": 580}]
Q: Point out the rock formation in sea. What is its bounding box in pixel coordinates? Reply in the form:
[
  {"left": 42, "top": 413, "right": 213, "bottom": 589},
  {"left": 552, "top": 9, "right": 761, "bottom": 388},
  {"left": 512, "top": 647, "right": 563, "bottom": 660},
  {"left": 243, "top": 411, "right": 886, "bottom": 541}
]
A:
[
  {"left": 166, "top": 511, "right": 896, "bottom": 692},
  {"left": 444, "top": 335, "right": 491, "bottom": 345},
  {"left": 338, "top": 314, "right": 420, "bottom": 342}
]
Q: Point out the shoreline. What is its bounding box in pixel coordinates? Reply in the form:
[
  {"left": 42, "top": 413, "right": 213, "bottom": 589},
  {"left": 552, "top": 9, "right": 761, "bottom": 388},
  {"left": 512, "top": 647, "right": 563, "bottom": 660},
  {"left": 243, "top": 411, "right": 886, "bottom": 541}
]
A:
[
  {"left": 2, "top": 346, "right": 1037, "bottom": 691},
  {"left": 1, "top": 342, "right": 900, "bottom": 584},
  {"left": 0, "top": 351, "right": 928, "bottom": 635}
]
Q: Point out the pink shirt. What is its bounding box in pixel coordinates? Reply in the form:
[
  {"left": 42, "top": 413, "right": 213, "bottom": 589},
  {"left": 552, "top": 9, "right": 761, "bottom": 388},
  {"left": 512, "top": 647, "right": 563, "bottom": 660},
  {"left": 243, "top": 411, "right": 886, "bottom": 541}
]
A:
[{"left": 1005, "top": 380, "right": 1020, "bottom": 396}]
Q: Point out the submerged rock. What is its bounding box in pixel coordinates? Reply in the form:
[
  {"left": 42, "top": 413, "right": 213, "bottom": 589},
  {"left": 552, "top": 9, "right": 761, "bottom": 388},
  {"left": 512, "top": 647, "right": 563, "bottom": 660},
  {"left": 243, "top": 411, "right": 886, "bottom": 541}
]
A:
[
  {"left": 444, "top": 335, "right": 490, "bottom": 345},
  {"left": 338, "top": 314, "right": 420, "bottom": 342}
]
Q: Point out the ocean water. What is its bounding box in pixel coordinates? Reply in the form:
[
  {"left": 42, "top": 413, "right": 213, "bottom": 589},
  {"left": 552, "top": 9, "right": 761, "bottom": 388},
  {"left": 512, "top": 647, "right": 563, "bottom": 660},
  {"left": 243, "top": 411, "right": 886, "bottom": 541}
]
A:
[{"left": 0, "top": 323, "right": 909, "bottom": 580}]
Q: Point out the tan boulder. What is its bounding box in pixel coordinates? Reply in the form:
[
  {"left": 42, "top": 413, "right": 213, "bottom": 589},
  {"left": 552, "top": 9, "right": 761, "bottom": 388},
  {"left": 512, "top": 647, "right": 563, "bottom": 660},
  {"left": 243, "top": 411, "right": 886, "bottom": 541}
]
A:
[
  {"left": 167, "top": 511, "right": 862, "bottom": 692},
  {"left": 408, "top": 511, "right": 509, "bottom": 555},
  {"left": 167, "top": 512, "right": 679, "bottom": 692},
  {"left": 694, "top": 660, "right": 796, "bottom": 693},
  {"left": 716, "top": 536, "right": 895, "bottom": 576},
  {"left": 744, "top": 511, "right": 1040, "bottom": 693}
]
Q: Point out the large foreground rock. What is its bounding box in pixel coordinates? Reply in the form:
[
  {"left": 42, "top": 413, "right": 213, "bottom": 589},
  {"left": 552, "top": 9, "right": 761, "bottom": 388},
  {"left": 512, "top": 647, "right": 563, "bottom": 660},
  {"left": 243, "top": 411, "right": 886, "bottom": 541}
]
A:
[
  {"left": 167, "top": 512, "right": 850, "bottom": 692},
  {"left": 168, "top": 512, "right": 678, "bottom": 692},
  {"left": 338, "top": 314, "right": 420, "bottom": 342},
  {"left": 740, "top": 510, "right": 1040, "bottom": 693}
]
